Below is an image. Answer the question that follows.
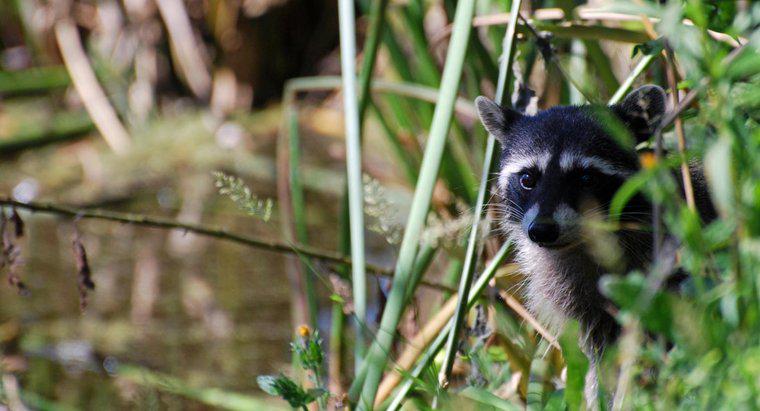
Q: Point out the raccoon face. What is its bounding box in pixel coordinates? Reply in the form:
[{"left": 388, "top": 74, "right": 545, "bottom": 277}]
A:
[{"left": 476, "top": 86, "right": 666, "bottom": 249}]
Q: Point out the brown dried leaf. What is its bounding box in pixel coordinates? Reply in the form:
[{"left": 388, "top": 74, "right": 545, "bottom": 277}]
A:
[
  {"left": 10, "top": 209, "right": 23, "bottom": 238},
  {"left": 73, "top": 236, "right": 96, "bottom": 310},
  {"left": 0, "top": 209, "right": 27, "bottom": 295}
]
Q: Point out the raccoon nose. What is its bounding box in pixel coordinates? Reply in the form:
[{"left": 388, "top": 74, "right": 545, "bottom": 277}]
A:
[{"left": 528, "top": 222, "right": 559, "bottom": 245}]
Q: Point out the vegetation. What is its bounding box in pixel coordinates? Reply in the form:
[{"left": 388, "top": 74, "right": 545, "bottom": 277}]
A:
[{"left": 0, "top": 0, "right": 758, "bottom": 410}]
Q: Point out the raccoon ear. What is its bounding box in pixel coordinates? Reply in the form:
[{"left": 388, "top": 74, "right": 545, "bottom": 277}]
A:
[
  {"left": 611, "top": 85, "right": 667, "bottom": 143},
  {"left": 475, "top": 96, "right": 522, "bottom": 146}
]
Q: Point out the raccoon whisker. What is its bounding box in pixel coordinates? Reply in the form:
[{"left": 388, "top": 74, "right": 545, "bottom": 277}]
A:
[
  {"left": 576, "top": 231, "right": 650, "bottom": 267},
  {"left": 489, "top": 202, "right": 526, "bottom": 219},
  {"left": 577, "top": 234, "right": 637, "bottom": 264},
  {"left": 618, "top": 242, "right": 649, "bottom": 267},
  {"left": 487, "top": 175, "right": 502, "bottom": 186},
  {"left": 581, "top": 210, "right": 652, "bottom": 225},
  {"left": 615, "top": 213, "right": 652, "bottom": 220},
  {"left": 505, "top": 279, "right": 529, "bottom": 297},
  {"left": 617, "top": 242, "right": 647, "bottom": 265},
  {"left": 583, "top": 214, "right": 651, "bottom": 226}
]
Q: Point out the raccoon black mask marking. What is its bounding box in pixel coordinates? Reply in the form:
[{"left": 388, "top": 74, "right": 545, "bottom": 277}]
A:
[{"left": 476, "top": 85, "right": 713, "bottom": 398}]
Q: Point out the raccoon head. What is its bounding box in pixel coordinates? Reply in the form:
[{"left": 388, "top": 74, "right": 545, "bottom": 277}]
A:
[{"left": 476, "top": 85, "right": 666, "bottom": 249}]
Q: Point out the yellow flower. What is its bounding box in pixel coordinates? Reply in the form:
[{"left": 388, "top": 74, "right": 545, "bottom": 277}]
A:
[
  {"left": 639, "top": 151, "right": 657, "bottom": 170},
  {"left": 297, "top": 325, "right": 311, "bottom": 338}
]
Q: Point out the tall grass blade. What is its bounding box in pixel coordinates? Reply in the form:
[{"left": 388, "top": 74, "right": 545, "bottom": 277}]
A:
[
  {"left": 356, "top": 0, "right": 478, "bottom": 407},
  {"left": 438, "top": 0, "right": 523, "bottom": 391},
  {"left": 337, "top": 0, "right": 368, "bottom": 373}
]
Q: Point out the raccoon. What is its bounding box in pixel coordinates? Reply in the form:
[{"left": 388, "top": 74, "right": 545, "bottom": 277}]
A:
[{"left": 475, "top": 85, "right": 714, "bottom": 398}]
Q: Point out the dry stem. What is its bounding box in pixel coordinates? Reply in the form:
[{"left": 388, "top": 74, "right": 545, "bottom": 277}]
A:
[{"left": 55, "top": 19, "right": 131, "bottom": 154}]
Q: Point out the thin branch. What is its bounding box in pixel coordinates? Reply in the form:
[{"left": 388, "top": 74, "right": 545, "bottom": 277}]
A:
[
  {"left": 517, "top": 13, "right": 598, "bottom": 104},
  {"left": 0, "top": 198, "right": 455, "bottom": 294},
  {"left": 664, "top": 44, "right": 696, "bottom": 212},
  {"left": 54, "top": 19, "right": 131, "bottom": 154},
  {"left": 498, "top": 291, "right": 560, "bottom": 350}
]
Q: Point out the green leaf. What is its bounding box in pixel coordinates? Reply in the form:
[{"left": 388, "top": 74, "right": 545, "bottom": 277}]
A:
[
  {"left": 704, "top": 137, "right": 734, "bottom": 216},
  {"left": 256, "top": 374, "right": 316, "bottom": 408},
  {"left": 559, "top": 321, "right": 589, "bottom": 411},
  {"left": 720, "top": 292, "right": 740, "bottom": 327},
  {"left": 600, "top": 274, "right": 674, "bottom": 338},
  {"left": 256, "top": 375, "right": 281, "bottom": 397},
  {"left": 543, "top": 390, "right": 567, "bottom": 411},
  {"left": 306, "top": 388, "right": 328, "bottom": 403},
  {"left": 632, "top": 37, "right": 664, "bottom": 58},
  {"left": 609, "top": 167, "right": 657, "bottom": 222},
  {"left": 458, "top": 387, "right": 522, "bottom": 410}
]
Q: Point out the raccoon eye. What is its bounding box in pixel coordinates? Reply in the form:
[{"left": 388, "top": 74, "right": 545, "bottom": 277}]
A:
[
  {"left": 519, "top": 172, "right": 537, "bottom": 190},
  {"left": 579, "top": 172, "right": 595, "bottom": 187}
]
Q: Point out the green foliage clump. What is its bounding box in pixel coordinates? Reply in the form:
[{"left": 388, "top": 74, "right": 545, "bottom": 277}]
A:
[
  {"left": 257, "top": 327, "right": 329, "bottom": 410},
  {"left": 256, "top": 375, "right": 324, "bottom": 410}
]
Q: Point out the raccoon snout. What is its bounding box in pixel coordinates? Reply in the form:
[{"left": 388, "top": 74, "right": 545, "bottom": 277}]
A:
[{"left": 527, "top": 221, "right": 560, "bottom": 245}]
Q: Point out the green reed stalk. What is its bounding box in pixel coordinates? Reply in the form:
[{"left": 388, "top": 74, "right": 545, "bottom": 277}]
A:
[
  {"left": 608, "top": 53, "right": 657, "bottom": 105},
  {"left": 337, "top": 0, "right": 368, "bottom": 373},
  {"left": 283, "top": 76, "right": 476, "bottom": 115},
  {"left": 289, "top": 109, "right": 318, "bottom": 327},
  {"left": 0, "top": 66, "right": 70, "bottom": 95},
  {"left": 438, "top": 0, "right": 523, "bottom": 391},
  {"left": 386, "top": 242, "right": 512, "bottom": 411},
  {"left": 356, "top": 0, "right": 477, "bottom": 407},
  {"left": 406, "top": 244, "right": 438, "bottom": 303},
  {"left": 0, "top": 110, "right": 94, "bottom": 154},
  {"left": 357, "top": 0, "right": 389, "bottom": 121}
]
